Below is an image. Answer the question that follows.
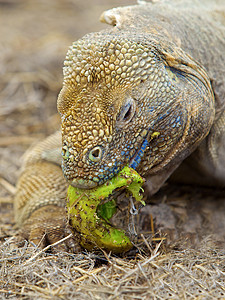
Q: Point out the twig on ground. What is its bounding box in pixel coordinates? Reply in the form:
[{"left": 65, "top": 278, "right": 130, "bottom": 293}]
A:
[
  {"left": 24, "top": 234, "right": 73, "bottom": 264},
  {"left": 0, "top": 177, "right": 16, "bottom": 195}
]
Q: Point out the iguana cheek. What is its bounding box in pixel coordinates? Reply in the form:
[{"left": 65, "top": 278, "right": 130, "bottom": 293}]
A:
[{"left": 61, "top": 126, "right": 155, "bottom": 187}]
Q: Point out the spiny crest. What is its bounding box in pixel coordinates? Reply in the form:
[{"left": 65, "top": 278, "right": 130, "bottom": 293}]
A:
[{"left": 63, "top": 34, "right": 157, "bottom": 88}]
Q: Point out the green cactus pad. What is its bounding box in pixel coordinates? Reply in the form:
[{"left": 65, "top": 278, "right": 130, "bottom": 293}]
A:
[{"left": 67, "top": 166, "right": 145, "bottom": 253}]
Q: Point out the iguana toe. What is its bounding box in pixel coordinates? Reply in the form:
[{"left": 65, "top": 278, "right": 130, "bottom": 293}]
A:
[{"left": 16, "top": 205, "right": 81, "bottom": 253}]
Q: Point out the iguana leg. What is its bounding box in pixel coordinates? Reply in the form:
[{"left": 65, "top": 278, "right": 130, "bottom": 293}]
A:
[
  {"left": 171, "top": 110, "right": 225, "bottom": 187},
  {"left": 14, "top": 131, "right": 80, "bottom": 251},
  {"left": 17, "top": 205, "right": 81, "bottom": 252},
  {"left": 204, "top": 109, "right": 225, "bottom": 185}
]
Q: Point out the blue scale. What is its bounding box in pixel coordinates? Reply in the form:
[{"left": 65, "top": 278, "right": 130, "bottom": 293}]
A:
[{"left": 129, "top": 138, "right": 149, "bottom": 170}]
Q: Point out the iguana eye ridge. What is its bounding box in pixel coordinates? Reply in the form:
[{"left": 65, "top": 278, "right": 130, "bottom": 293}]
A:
[{"left": 117, "top": 98, "right": 136, "bottom": 126}]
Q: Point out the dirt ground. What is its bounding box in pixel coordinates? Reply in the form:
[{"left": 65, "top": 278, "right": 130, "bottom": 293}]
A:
[{"left": 0, "top": 0, "right": 225, "bottom": 299}]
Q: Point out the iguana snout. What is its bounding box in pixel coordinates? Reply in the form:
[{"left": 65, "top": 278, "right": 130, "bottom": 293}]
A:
[{"left": 58, "top": 85, "right": 140, "bottom": 189}]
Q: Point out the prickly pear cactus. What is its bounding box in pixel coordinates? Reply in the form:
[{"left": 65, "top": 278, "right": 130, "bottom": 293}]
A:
[{"left": 67, "top": 166, "right": 145, "bottom": 253}]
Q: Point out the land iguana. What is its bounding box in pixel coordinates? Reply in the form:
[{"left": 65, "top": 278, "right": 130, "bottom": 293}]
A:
[{"left": 14, "top": 0, "right": 225, "bottom": 251}]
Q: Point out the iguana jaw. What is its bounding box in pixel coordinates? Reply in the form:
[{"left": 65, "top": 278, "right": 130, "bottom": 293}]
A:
[
  {"left": 66, "top": 131, "right": 157, "bottom": 189},
  {"left": 70, "top": 178, "right": 98, "bottom": 189}
]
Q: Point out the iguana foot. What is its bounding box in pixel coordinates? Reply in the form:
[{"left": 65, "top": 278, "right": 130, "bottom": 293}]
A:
[{"left": 16, "top": 205, "right": 81, "bottom": 252}]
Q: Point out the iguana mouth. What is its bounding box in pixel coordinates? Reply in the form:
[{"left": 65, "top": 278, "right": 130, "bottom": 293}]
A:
[
  {"left": 69, "top": 137, "right": 152, "bottom": 189},
  {"left": 68, "top": 131, "right": 160, "bottom": 189},
  {"left": 70, "top": 178, "right": 98, "bottom": 189}
]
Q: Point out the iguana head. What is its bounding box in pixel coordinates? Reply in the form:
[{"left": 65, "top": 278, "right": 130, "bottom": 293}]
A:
[{"left": 57, "top": 30, "right": 214, "bottom": 188}]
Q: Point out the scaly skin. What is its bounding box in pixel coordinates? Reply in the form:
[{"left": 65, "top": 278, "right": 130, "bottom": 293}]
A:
[{"left": 14, "top": 0, "right": 225, "bottom": 250}]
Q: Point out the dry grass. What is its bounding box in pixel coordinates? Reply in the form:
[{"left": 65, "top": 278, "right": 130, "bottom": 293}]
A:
[
  {"left": 0, "top": 0, "right": 225, "bottom": 299},
  {"left": 1, "top": 237, "right": 225, "bottom": 299}
]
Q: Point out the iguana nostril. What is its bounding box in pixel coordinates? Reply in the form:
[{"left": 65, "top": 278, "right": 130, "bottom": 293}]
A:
[{"left": 89, "top": 146, "right": 102, "bottom": 162}]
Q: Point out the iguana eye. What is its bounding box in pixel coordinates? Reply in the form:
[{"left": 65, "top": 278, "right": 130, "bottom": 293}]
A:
[
  {"left": 117, "top": 98, "right": 136, "bottom": 126},
  {"left": 89, "top": 146, "right": 103, "bottom": 162}
]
